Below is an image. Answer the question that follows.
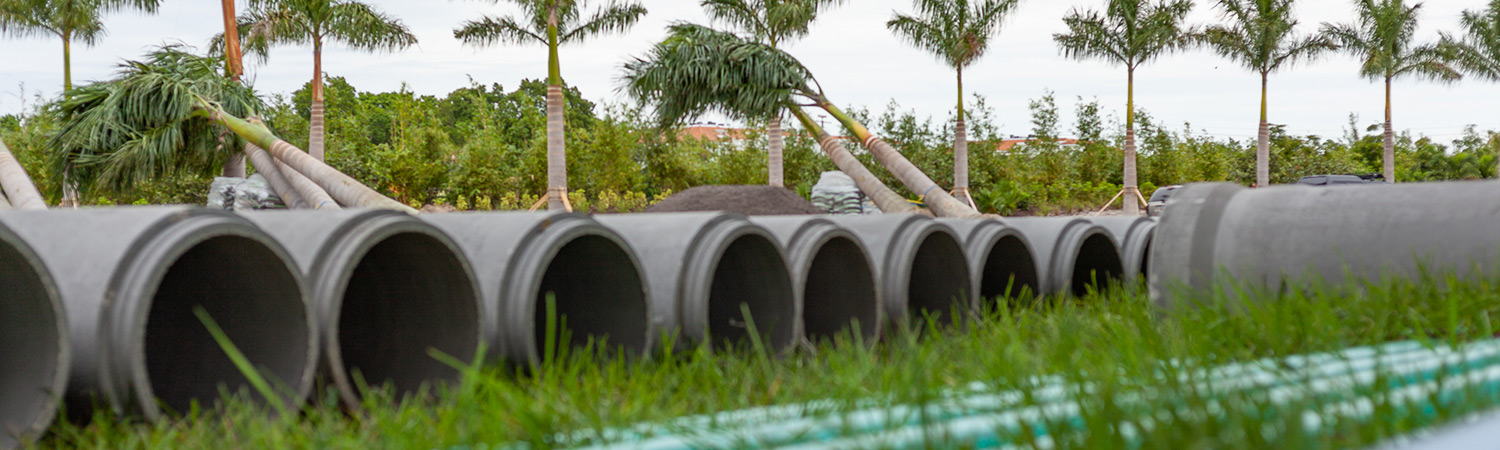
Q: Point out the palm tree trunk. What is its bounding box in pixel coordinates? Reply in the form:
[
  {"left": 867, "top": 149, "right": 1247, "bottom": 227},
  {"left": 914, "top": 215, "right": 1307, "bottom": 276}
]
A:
[
  {"left": 1123, "top": 67, "right": 1139, "bottom": 215},
  {"left": 221, "top": 0, "right": 247, "bottom": 178},
  {"left": 0, "top": 137, "right": 46, "bottom": 210},
  {"left": 953, "top": 68, "right": 969, "bottom": 204},
  {"left": 1257, "top": 72, "right": 1269, "bottom": 187},
  {"left": 242, "top": 141, "right": 307, "bottom": 209},
  {"left": 789, "top": 107, "right": 921, "bottom": 215},
  {"left": 62, "top": 34, "right": 72, "bottom": 93},
  {"left": 309, "top": 40, "right": 327, "bottom": 162},
  {"left": 1383, "top": 76, "right": 1395, "bottom": 182},
  {"left": 818, "top": 101, "right": 981, "bottom": 218},
  {"left": 768, "top": 113, "right": 784, "bottom": 187},
  {"left": 211, "top": 103, "right": 413, "bottom": 213},
  {"left": 274, "top": 158, "right": 339, "bottom": 210},
  {"left": 545, "top": 8, "right": 567, "bottom": 210}
]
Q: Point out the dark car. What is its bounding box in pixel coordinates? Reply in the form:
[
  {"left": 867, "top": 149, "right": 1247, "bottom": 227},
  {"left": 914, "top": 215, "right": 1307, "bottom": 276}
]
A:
[{"left": 1147, "top": 185, "right": 1180, "bottom": 217}]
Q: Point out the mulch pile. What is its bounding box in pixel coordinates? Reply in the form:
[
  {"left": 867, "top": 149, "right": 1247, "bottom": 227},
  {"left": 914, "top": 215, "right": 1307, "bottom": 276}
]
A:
[{"left": 646, "top": 185, "right": 825, "bottom": 216}]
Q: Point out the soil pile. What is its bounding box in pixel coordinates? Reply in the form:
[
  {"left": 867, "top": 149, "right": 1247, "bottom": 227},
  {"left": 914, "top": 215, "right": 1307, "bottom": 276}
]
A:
[{"left": 647, "top": 185, "right": 825, "bottom": 216}]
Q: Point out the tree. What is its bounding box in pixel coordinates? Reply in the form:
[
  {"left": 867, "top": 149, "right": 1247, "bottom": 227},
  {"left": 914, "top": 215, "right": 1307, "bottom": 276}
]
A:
[
  {"left": 455, "top": 0, "right": 648, "bottom": 210},
  {"left": 1054, "top": 0, "right": 1194, "bottom": 215},
  {"left": 888, "top": 0, "right": 1021, "bottom": 208},
  {"left": 221, "top": 0, "right": 248, "bottom": 177},
  {"left": 0, "top": 0, "right": 160, "bottom": 93},
  {"left": 1200, "top": 0, "right": 1332, "bottom": 187},
  {"left": 623, "top": 23, "right": 980, "bottom": 217},
  {"left": 1322, "top": 0, "right": 1460, "bottom": 183},
  {"left": 1443, "top": 0, "right": 1499, "bottom": 174},
  {"left": 703, "top": 0, "right": 842, "bottom": 188},
  {"left": 225, "top": 0, "right": 417, "bottom": 161}
]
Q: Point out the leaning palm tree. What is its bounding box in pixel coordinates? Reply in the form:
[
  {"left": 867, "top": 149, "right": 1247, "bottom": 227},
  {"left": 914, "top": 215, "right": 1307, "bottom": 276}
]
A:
[
  {"left": 1322, "top": 0, "right": 1460, "bottom": 183},
  {"left": 1443, "top": 0, "right": 1500, "bottom": 174},
  {"left": 455, "top": 0, "right": 648, "bottom": 211},
  {"left": 888, "top": 0, "right": 1021, "bottom": 208},
  {"left": 1054, "top": 0, "right": 1194, "bottom": 215},
  {"left": 0, "top": 0, "right": 160, "bottom": 93},
  {"left": 1200, "top": 0, "right": 1333, "bottom": 187},
  {"left": 703, "top": 0, "right": 843, "bottom": 188},
  {"left": 624, "top": 23, "right": 978, "bottom": 217},
  {"left": 50, "top": 46, "right": 410, "bottom": 212},
  {"left": 224, "top": 0, "right": 417, "bottom": 162}
]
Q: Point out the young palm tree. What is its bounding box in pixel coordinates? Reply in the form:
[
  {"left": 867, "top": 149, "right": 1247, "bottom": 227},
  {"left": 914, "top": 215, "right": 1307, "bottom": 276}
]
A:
[
  {"left": 1322, "top": 0, "right": 1460, "bottom": 183},
  {"left": 888, "top": 0, "right": 1021, "bottom": 208},
  {"left": 227, "top": 0, "right": 417, "bottom": 162},
  {"left": 220, "top": 0, "right": 248, "bottom": 178},
  {"left": 0, "top": 0, "right": 161, "bottom": 93},
  {"left": 1443, "top": 0, "right": 1500, "bottom": 175},
  {"left": 703, "top": 0, "right": 843, "bottom": 188},
  {"left": 1200, "top": 0, "right": 1333, "bottom": 187},
  {"left": 1054, "top": 0, "right": 1194, "bottom": 215},
  {"left": 455, "top": 0, "right": 648, "bottom": 210},
  {"left": 624, "top": 23, "right": 979, "bottom": 217}
]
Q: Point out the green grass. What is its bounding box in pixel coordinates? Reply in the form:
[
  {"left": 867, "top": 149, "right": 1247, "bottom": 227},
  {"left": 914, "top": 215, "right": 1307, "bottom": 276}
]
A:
[{"left": 33, "top": 275, "right": 1500, "bottom": 449}]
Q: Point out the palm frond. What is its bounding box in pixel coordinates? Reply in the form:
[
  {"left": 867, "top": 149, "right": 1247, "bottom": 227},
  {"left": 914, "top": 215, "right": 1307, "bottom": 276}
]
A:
[
  {"left": 326, "top": 1, "right": 417, "bottom": 52},
  {"left": 559, "top": 0, "right": 647, "bottom": 43},
  {"left": 454, "top": 14, "right": 544, "bottom": 46}
]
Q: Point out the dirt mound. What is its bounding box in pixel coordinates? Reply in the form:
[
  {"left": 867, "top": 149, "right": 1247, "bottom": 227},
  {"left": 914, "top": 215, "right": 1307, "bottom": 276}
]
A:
[{"left": 647, "top": 185, "right": 825, "bottom": 216}]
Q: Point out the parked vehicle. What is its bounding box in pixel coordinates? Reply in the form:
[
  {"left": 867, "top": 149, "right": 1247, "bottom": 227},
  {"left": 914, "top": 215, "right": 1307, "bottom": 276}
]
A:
[{"left": 1147, "top": 185, "right": 1181, "bottom": 217}]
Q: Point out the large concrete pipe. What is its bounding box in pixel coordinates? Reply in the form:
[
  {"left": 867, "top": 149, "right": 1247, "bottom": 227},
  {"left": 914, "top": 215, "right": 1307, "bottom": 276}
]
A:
[
  {"left": 0, "top": 208, "right": 315, "bottom": 422},
  {"left": 1090, "top": 216, "right": 1158, "bottom": 282},
  {"left": 749, "top": 216, "right": 881, "bottom": 343},
  {"left": 938, "top": 218, "right": 1042, "bottom": 307},
  {"left": 1151, "top": 181, "right": 1500, "bottom": 308},
  {"left": 0, "top": 219, "right": 66, "bottom": 449},
  {"left": 1004, "top": 217, "right": 1125, "bottom": 298},
  {"left": 422, "top": 212, "right": 650, "bottom": 365},
  {"left": 824, "top": 215, "right": 972, "bottom": 330},
  {"left": 242, "top": 210, "right": 481, "bottom": 407},
  {"left": 594, "top": 213, "right": 796, "bottom": 353}
]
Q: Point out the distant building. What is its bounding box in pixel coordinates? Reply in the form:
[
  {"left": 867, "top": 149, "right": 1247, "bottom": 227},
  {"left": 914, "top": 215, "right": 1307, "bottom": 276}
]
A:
[
  {"left": 994, "top": 138, "right": 1086, "bottom": 153},
  {"left": 680, "top": 123, "right": 792, "bottom": 143}
]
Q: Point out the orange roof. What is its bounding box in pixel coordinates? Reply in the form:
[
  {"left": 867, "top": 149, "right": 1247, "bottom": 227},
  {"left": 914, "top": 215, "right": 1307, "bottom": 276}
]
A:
[
  {"left": 995, "top": 138, "right": 1084, "bottom": 152},
  {"left": 680, "top": 125, "right": 791, "bottom": 142}
]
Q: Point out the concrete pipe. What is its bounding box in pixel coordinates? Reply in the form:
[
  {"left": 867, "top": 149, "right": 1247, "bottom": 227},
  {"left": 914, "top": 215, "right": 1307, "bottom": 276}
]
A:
[
  {"left": 1089, "top": 216, "right": 1158, "bottom": 282},
  {"left": 938, "top": 218, "right": 1042, "bottom": 307},
  {"left": 1151, "top": 181, "right": 1500, "bottom": 309},
  {"left": 0, "top": 207, "right": 315, "bottom": 422},
  {"left": 824, "top": 215, "right": 971, "bottom": 330},
  {"left": 594, "top": 213, "right": 796, "bottom": 353},
  {"left": 422, "top": 212, "right": 650, "bottom": 365},
  {"left": 1004, "top": 217, "right": 1125, "bottom": 298},
  {"left": 749, "top": 216, "right": 880, "bottom": 343},
  {"left": 0, "top": 218, "right": 66, "bottom": 450},
  {"left": 242, "top": 210, "right": 481, "bottom": 407}
]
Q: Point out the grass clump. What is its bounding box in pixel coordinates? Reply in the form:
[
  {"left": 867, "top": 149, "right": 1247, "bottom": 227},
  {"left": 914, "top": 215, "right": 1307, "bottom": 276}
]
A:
[{"left": 32, "top": 274, "right": 1500, "bottom": 449}]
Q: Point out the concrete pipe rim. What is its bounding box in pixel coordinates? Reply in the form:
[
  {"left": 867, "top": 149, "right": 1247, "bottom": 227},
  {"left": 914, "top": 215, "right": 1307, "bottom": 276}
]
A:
[
  {"left": 104, "top": 214, "right": 315, "bottom": 421},
  {"left": 0, "top": 222, "right": 67, "bottom": 449},
  {"left": 884, "top": 222, "right": 973, "bottom": 329},
  {"left": 501, "top": 216, "right": 651, "bottom": 365},
  {"left": 1054, "top": 224, "right": 1125, "bottom": 297},
  {"left": 784, "top": 224, "right": 881, "bottom": 344},
  {"left": 681, "top": 222, "right": 797, "bottom": 353},
  {"left": 310, "top": 214, "right": 483, "bottom": 408}
]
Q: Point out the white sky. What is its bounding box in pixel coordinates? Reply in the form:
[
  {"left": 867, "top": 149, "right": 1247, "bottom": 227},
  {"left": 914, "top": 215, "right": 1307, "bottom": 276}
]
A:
[{"left": 1, "top": 0, "right": 1496, "bottom": 143}]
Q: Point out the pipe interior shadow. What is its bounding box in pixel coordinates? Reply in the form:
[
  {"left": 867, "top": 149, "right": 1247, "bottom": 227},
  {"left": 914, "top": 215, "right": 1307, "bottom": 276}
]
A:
[
  {"left": 534, "top": 235, "right": 649, "bottom": 356},
  {"left": 0, "top": 238, "right": 60, "bottom": 444},
  {"left": 1071, "top": 233, "right": 1125, "bottom": 297},
  {"left": 802, "top": 236, "right": 878, "bottom": 342},
  {"left": 707, "top": 235, "right": 794, "bottom": 351},
  {"left": 979, "top": 235, "right": 1040, "bottom": 306},
  {"left": 908, "top": 232, "right": 971, "bottom": 326}
]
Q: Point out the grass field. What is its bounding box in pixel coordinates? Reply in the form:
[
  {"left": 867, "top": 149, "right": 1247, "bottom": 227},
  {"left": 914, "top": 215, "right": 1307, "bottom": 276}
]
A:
[{"left": 34, "top": 276, "right": 1500, "bottom": 449}]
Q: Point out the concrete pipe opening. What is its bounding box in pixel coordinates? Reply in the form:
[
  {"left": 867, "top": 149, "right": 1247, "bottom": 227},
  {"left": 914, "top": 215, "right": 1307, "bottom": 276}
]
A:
[
  {"left": 533, "top": 234, "right": 649, "bottom": 356},
  {"left": 706, "top": 234, "right": 796, "bottom": 351},
  {"left": 908, "top": 232, "right": 971, "bottom": 326},
  {"left": 0, "top": 230, "right": 64, "bottom": 450},
  {"left": 979, "top": 235, "right": 1040, "bottom": 303},
  {"left": 1071, "top": 233, "right": 1124, "bottom": 297},
  {"left": 801, "top": 236, "right": 878, "bottom": 342},
  {"left": 143, "top": 235, "right": 308, "bottom": 415},
  {"left": 337, "top": 232, "right": 479, "bottom": 397}
]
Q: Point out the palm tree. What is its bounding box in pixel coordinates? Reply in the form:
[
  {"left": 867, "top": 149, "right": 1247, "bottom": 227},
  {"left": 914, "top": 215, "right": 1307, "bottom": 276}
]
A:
[
  {"left": 624, "top": 23, "right": 978, "bottom": 217},
  {"left": 888, "top": 0, "right": 1020, "bottom": 208},
  {"left": 220, "top": 0, "right": 248, "bottom": 178},
  {"left": 1054, "top": 0, "right": 1194, "bottom": 215},
  {"left": 1200, "top": 0, "right": 1333, "bottom": 187},
  {"left": 1322, "top": 0, "right": 1460, "bottom": 183},
  {"left": 0, "top": 0, "right": 160, "bottom": 93},
  {"left": 455, "top": 0, "right": 648, "bottom": 210},
  {"left": 227, "top": 0, "right": 416, "bottom": 162},
  {"left": 1443, "top": 0, "right": 1500, "bottom": 175},
  {"left": 703, "top": 0, "right": 843, "bottom": 188}
]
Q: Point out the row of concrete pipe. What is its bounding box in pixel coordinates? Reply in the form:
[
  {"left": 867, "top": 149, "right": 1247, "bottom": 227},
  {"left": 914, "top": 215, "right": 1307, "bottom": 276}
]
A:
[{"left": 0, "top": 208, "right": 1151, "bottom": 448}]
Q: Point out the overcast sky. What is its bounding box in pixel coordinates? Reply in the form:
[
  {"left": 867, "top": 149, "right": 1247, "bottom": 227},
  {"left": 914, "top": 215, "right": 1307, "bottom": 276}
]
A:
[{"left": 2, "top": 0, "right": 1497, "bottom": 143}]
